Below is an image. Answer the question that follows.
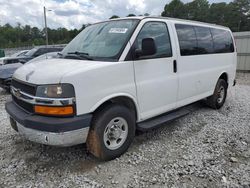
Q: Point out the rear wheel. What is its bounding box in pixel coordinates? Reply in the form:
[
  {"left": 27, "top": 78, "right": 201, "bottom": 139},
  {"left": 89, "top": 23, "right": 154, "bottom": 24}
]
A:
[
  {"left": 206, "top": 79, "right": 228, "bottom": 109},
  {"left": 87, "top": 104, "right": 135, "bottom": 161}
]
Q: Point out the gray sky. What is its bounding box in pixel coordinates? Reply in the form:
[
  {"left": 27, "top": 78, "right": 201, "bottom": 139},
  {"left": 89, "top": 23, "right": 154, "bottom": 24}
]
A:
[{"left": 0, "top": 0, "right": 232, "bottom": 29}]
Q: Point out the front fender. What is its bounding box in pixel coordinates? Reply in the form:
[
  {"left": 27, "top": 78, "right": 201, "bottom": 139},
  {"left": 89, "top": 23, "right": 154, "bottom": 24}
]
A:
[
  {"left": 60, "top": 61, "right": 138, "bottom": 118},
  {"left": 89, "top": 93, "right": 140, "bottom": 119}
]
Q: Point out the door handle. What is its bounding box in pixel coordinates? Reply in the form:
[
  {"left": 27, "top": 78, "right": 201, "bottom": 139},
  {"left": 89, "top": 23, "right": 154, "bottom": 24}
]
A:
[{"left": 173, "top": 60, "right": 177, "bottom": 73}]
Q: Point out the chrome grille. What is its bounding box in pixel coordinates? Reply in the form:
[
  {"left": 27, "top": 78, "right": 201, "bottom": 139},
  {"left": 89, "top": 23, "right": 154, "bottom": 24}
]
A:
[
  {"left": 11, "top": 79, "right": 36, "bottom": 113},
  {"left": 11, "top": 79, "right": 36, "bottom": 96}
]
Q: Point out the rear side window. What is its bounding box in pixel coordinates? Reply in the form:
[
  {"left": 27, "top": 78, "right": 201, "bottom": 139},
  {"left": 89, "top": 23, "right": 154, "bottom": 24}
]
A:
[
  {"left": 211, "top": 28, "right": 234, "bottom": 53},
  {"left": 175, "top": 24, "right": 234, "bottom": 56},
  {"left": 135, "top": 22, "right": 172, "bottom": 58},
  {"left": 175, "top": 24, "right": 197, "bottom": 56},
  {"left": 194, "top": 26, "right": 213, "bottom": 54}
]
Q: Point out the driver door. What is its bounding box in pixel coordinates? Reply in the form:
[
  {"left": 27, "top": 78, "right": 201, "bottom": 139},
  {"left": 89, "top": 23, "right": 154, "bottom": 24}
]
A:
[{"left": 133, "top": 21, "right": 178, "bottom": 120}]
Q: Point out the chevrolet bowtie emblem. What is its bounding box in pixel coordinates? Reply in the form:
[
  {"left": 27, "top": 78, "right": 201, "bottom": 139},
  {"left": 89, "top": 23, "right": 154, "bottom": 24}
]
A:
[{"left": 14, "top": 89, "right": 21, "bottom": 99}]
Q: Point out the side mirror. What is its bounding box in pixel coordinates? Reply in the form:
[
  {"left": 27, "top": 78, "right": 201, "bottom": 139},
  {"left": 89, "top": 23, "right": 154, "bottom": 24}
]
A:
[{"left": 135, "top": 38, "right": 157, "bottom": 58}]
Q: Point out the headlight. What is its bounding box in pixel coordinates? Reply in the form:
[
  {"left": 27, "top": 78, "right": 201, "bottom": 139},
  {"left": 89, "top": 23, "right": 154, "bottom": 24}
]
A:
[
  {"left": 36, "top": 84, "right": 75, "bottom": 98},
  {"left": 35, "top": 84, "right": 75, "bottom": 116}
]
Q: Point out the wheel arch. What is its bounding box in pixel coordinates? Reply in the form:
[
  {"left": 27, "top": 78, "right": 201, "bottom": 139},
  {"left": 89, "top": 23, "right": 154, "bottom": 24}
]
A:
[
  {"left": 218, "top": 72, "right": 229, "bottom": 87},
  {"left": 90, "top": 94, "right": 139, "bottom": 121}
]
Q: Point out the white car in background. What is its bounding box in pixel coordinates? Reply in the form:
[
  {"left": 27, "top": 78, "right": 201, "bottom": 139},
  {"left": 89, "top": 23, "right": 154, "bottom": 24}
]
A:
[
  {"left": 0, "top": 50, "right": 29, "bottom": 65},
  {"left": 0, "top": 52, "right": 60, "bottom": 91},
  {"left": 27, "top": 52, "right": 59, "bottom": 64}
]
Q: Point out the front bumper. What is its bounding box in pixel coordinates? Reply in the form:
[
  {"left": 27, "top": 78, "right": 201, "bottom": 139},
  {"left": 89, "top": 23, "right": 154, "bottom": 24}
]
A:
[{"left": 5, "top": 101, "right": 92, "bottom": 146}]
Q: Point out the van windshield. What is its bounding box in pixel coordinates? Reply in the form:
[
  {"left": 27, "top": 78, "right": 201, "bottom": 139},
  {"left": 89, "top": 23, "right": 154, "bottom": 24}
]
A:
[{"left": 61, "top": 19, "right": 139, "bottom": 61}]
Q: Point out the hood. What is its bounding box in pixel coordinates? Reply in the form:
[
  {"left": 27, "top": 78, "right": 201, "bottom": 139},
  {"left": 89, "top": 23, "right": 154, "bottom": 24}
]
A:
[
  {"left": 2, "top": 56, "right": 30, "bottom": 65},
  {"left": 5, "top": 56, "right": 30, "bottom": 61},
  {"left": 0, "top": 63, "right": 23, "bottom": 79},
  {"left": 13, "top": 58, "right": 107, "bottom": 84},
  {"left": 4, "top": 56, "right": 21, "bottom": 61}
]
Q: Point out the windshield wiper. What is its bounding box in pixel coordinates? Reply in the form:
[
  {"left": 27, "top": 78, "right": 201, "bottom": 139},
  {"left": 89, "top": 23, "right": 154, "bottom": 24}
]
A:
[
  {"left": 68, "top": 51, "right": 89, "bottom": 55},
  {"left": 66, "top": 51, "right": 93, "bottom": 60}
]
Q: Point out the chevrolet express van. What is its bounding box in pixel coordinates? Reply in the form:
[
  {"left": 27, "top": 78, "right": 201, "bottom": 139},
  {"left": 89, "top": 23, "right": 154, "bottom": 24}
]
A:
[{"left": 5, "top": 17, "right": 236, "bottom": 160}]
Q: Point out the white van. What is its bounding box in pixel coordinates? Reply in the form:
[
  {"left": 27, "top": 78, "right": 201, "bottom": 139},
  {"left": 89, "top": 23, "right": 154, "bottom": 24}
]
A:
[{"left": 5, "top": 17, "right": 237, "bottom": 160}]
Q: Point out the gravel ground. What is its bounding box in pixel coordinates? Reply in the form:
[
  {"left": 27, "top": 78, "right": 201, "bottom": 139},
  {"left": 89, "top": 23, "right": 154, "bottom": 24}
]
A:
[{"left": 0, "top": 72, "right": 250, "bottom": 188}]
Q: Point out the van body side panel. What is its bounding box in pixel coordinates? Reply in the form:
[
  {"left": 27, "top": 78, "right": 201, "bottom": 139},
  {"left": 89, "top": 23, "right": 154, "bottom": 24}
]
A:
[
  {"left": 60, "top": 61, "right": 138, "bottom": 117},
  {"left": 171, "top": 21, "right": 236, "bottom": 107},
  {"left": 176, "top": 53, "right": 234, "bottom": 106}
]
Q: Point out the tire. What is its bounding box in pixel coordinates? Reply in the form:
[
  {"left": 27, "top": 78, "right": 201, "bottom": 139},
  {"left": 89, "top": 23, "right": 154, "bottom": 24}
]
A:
[
  {"left": 86, "top": 104, "right": 136, "bottom": 161},
  {"left": 206, "top": 79, "right": 228, "bottom": 109}
]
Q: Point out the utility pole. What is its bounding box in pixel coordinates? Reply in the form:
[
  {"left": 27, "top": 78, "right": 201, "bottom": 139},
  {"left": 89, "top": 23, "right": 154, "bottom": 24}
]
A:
[
  {"left": 44, "top": 6, "right": 48, "bottom": 47},
  {"left": 238, "top": 19, "right": 241, "bottom": 32}
]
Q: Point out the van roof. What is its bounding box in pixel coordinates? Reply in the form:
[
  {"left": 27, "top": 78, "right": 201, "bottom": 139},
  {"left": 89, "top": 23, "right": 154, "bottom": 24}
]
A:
[{"left": 111, "top": 16, "right": 229, "bottom": 30}]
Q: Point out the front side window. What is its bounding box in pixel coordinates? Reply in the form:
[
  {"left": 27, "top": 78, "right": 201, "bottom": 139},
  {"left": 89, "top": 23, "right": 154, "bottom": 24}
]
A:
[
  {"left": 135, "top": 22, "right": 172, "bottom": 59},
  {"left": 175, "top": 24, "right": 197, "bottom": 56},
  {"left": 62, "top": 20, "right": 139, "bottom": 61}
]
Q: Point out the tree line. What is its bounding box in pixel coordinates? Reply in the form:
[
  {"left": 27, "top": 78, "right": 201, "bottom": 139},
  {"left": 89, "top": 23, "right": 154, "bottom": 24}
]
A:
[
  {"left": 0, "top": 0, "right": 249, "bottom": 49},
  {"left": 161, "top": 0, "right": 250, "bottom": 32},
  {"left": 0, "top": 24, "right": 86, "bottom": 48},
  {"left": 111, "top": 0, "right": 250, "bottom": 32}
]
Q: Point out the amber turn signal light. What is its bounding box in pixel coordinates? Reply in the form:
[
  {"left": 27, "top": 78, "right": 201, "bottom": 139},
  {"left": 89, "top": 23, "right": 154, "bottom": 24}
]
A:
[{"left": 34, "top": 105, "right": 74, "bottom": 116}]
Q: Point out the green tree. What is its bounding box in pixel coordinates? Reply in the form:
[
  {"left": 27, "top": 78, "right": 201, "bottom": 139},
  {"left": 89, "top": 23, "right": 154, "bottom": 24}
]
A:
[
  {"left": 161, "top": 0, "right": 186, "bottom": 18},
  {"left": 185, "top": 0, "right": 210, "bottom": 22},
  {"left": 127, "top": 14, "right": 136, "bottom": 17},
  {"left": 161, "top": 0, "right": 250, "bottom": 31},
  {"left": 0, "top": 24, "right": 82, "bottom": 48},
  {"left": 208, "top": 3, "right": 228, "bottom": 25},
  {"left": 109, "top": 15, "right": 120, "bottom": 19},
  {"left": 229, "top": 0, "right": 250, "bottom": 31}
]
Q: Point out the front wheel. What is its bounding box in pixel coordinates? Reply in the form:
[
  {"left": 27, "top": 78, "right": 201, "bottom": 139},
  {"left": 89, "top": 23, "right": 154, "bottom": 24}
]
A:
[
  {"left": 206, "top": 79, "right": 228, "bottom": 109},
  {"left": 87, "top": 104, "right": 135, "bottom": 161}
]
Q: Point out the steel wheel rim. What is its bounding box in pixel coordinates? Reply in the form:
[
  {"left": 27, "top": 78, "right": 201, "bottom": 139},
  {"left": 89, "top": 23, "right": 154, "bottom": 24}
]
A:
[
  {"left": 217, "top": 86, "right": 225, "bottom": 104},
  {"left": 103, "top": 117, "right": 128, "bottom": 150}
]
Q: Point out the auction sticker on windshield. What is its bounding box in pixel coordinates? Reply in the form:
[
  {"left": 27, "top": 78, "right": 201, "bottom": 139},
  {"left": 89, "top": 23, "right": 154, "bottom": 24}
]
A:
[{"left": 109, "top": 28, "right": 128, "bottom": 33}]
